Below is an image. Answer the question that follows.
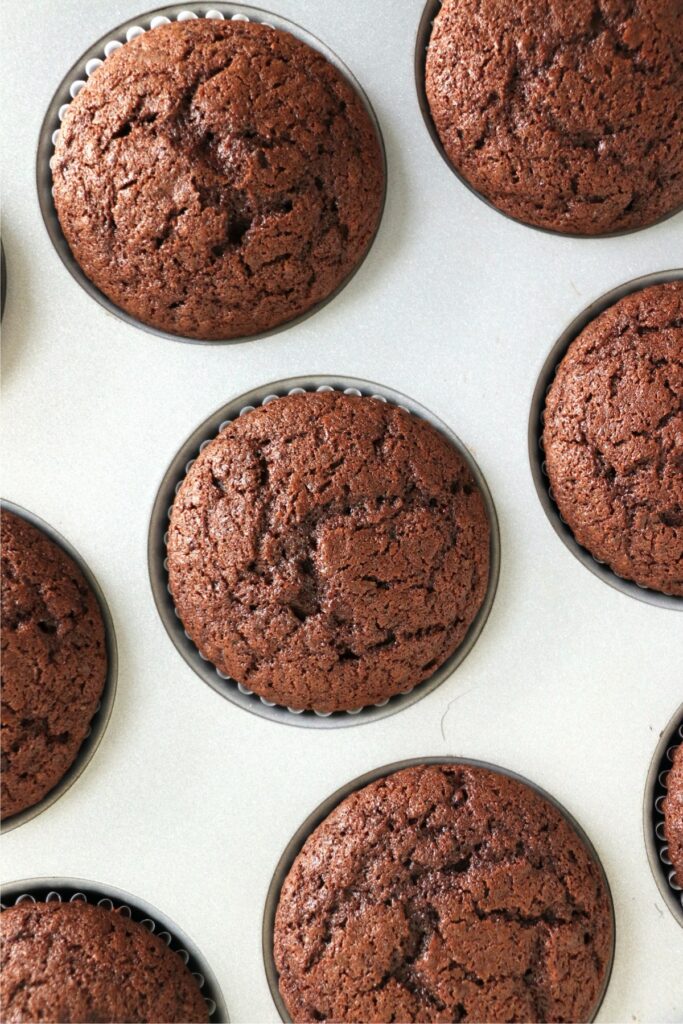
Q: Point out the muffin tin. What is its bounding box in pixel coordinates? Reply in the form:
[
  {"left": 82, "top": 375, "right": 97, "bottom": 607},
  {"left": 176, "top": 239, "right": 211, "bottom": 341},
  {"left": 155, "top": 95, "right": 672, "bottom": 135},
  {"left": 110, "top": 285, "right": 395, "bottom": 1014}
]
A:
[
  {"left": 0, "top": 500, "right": 118, "bottom": 834},
  {"left": 263, "top": 756, "right": 616, "bottom": 1024},
  {"left": 644, "top": 705, "right": 683, "bottom": 928},
  {"left": 37, "top": 3, "right": 386, "bottom": 345},
  {"left": 149, "top": 376, "right": 500, "bottom": 727},
  {"left": 1, "top": 878, "right": 228, "bottom": 1021},
  {"left": 529, "top": 268, "right": 683, "bottom": 612},
  {"left": 3, "top": 1, "right": 683, "bottom": 1020}
]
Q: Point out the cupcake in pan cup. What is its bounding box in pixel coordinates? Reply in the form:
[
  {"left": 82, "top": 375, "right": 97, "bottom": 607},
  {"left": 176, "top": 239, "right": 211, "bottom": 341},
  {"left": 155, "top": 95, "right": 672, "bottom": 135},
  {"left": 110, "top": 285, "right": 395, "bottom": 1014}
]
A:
[
  {"left": 1, "top": 501, "right": 117, "bottom": 831},
  {"left": 645, "top": 704, "right": 683, "bottom": 926},
  {"left": 151, "top": 378, "right": 499, "bottom": 725},
  {"left": 42, "top": 6, "right": 385, "bottom": 343},
  {"left": 418, "top": 0, "right": 683, "bottom": 237},
  {"left": 0, "top": 879, "right": 227, "bottom": 1022},
  {"left": 530, "top": 272, "right": 683, "bottom": 608},
  {"left": 264, "top": 758, "right": 615, "bottom": 1023}
]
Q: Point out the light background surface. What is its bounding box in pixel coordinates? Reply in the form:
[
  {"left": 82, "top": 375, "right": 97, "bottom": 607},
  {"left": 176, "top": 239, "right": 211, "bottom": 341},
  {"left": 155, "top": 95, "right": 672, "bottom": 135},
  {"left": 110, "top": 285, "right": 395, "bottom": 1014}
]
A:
[{"left": 1, "top": 1, "right": 682, "bottom": 1020}]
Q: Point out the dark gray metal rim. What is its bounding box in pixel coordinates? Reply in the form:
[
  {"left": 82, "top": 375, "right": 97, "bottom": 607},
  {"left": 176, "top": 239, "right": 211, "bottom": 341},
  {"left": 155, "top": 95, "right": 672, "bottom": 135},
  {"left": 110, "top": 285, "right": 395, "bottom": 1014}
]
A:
[
  {"left": 262, "top": 755, "right": 616, "bottom": 1023},
  {"left": 0, "top": 500, "right": 118, "bottom": 832},
  {"left": 528, "top": 269, "right": 683, "bottom": 611},
  {"left": 1, "top": 240, "right": 6, "bottom": 321},
  {"left": 414, "top": 0, "right": 683, "bottom": 240},
  {"left": 148, "top": 375, "right": 500, "bottom": 728},
  {"left": 0, "top": 877, "right": 228, "bottom": 1022},
  {"left": 36, "top": 2, "right": 387, "bottom": 346},
  {"left": 643, "top": 704, "right": 683, "bottom": 928}
]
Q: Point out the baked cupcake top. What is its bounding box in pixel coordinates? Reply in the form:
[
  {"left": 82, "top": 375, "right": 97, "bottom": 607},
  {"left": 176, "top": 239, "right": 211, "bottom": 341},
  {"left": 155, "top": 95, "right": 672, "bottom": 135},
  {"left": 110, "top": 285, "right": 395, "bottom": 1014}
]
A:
[
  {"left": 0, "top": 900, "right": 208, "bottom": 1023},
  {"left": 1, "top": 511, "right": 107, "bottom": 820},
  {"left": 167, "top": 391, "right": 490, "bottom": 712},
  {"left": 52, "top": 18, "right": 384, "bottom": 340},
  {"left": 663, "top": 741, "right": 683, "bottom": 889},
  {"left": 542, "top": 281, "right": 683, "bottom": 595},
  {"left": 425, "top": 0, "right": 683, "bottom": 235},
  {"left": 274, "top": 763, "right": 614, "bottom": 1023}
]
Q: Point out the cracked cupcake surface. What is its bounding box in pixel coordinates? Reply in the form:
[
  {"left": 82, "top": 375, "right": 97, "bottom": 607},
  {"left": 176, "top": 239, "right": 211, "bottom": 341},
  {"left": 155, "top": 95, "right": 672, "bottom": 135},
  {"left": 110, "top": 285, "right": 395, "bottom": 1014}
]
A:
[
  {"left": 273, "top": 763, "right": 613, "bottom": 1023},
  {"left": 425, "top": 0, "right": 683, "bottom": 235},
  {"left": 1, "top": 512, "right": 107, "bottom": 820},
  {"left": 167, "top": 391, "right": 490, "bottom": 712},
  {"left": 0, "top": 900, "right": 208, "bottom": 1023},
  {"left": 543, "top": 281, "right": 683, "bottom": 596},
  {"left": 51, "top": 18, "right": 384, "bottom": 340}
]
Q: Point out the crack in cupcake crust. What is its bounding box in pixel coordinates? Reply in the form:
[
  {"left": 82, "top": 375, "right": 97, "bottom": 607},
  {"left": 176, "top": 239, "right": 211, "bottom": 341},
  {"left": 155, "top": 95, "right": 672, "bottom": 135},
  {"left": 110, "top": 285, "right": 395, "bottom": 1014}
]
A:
[
  {"left": 51, "top": 18, "right": 384, "bottom": 339},
  {"left": 1, "top": 513, "right": 107, "bottom": 820},
  {"left": 273, "top": 764, "right": 613, "bottom": 1023},
  {"left": 542, "top": 281, "right": 683, "bottom": 596},
  {"left": 167, "top": 392, "right": 490, "bottom": 712}
]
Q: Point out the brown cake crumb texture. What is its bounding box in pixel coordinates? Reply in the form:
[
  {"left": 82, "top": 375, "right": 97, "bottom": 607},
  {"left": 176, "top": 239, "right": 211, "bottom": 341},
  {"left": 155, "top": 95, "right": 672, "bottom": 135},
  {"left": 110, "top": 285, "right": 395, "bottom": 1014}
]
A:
[
  {"left": 274, "top": 763, "right": 613, "bottom": 1023},
  {"left": 0, "top": 900, "right": 208, "bottom": 1023},
  {"left": 663, "top": 741, "right": 683, "bottom": 889},
  {"left": 542, "top": 282, "right": 683, "bottom": 595},
  {"left": 425, "top": 0, "right": 683, "bottom": 235},
  {"left": 52, "top": 18, "right": 384, "bottom": 340},
  {"left": 1, "top": 512, "right": 107, "bottom": 820},
  {"left": 167, "top": 391, "right": 490, "bottom": 713}
]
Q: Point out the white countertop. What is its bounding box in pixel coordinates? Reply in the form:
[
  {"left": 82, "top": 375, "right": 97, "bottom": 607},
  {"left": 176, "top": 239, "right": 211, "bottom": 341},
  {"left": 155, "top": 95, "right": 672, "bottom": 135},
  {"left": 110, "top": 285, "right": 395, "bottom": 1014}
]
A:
[{"left": 1, "top": 2, "right": 682, "bottom": 1021}]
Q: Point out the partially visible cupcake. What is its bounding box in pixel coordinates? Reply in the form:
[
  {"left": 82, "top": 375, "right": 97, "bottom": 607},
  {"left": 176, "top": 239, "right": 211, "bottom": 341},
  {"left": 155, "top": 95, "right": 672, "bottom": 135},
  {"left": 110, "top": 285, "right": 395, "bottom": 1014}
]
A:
[
  {"left": 274, "top": 763, "right": 613, "bottom": 1022},
  {"left": 663, "top": 743, "right": 683, "bottom": 888},
  {"left": 52, "top": 18, "right": 384, "bottom": 340},
  {"left": 1, "top": 511, "right": 107, "bottom": 819},
  {"left": 543, "top": 281, "right": 683, "bottom": 595},
  {"left": 0, "top": 900, "right": 208, "bottom": 1023},
  {"left": 425, "top": 0, "right": 683, "bottom": 234},
  {"left": 167, "top": 391, "right": 490, "bottom": 712}
]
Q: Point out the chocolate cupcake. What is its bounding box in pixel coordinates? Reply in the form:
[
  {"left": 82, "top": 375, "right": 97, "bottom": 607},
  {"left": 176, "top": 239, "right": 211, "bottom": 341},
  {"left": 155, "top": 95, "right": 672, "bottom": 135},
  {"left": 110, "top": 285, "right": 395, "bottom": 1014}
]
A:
[
  {"left": 663, "top": 743, "right": 683, "bottom": 889},
  {"left": 542, "top": 281, "right": 683, "bottom": 595},
  {"left": 51, "top": 17, "right": 384, "bottom": 340},
  {"left": 273, "top": 763, "right": 614, "bottom": 1023},
  {"left": 167, "top": 390, "right": 490, "bottom": 713},
  {"left": 0, "top": 900, "right": 208, "bottom": 1023},
  {"left": 424, "top": 0, "right": 683, "bottom": 235},
  {"left": 1, "top": 511, "right": 108, "bottom": 820}
]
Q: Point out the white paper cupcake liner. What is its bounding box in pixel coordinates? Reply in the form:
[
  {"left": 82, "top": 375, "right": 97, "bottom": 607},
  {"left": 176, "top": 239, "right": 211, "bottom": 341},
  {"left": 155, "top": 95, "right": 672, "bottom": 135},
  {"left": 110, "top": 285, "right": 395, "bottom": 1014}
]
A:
[
  {"left": 0, "top": 879, "right": 227, "bottom": 1021},
  {"left": 262, "top": 756, "right": 615, "bottom": 1023},
  {"left": 0, "top": 500, "right": 118, "bottom": 834},
  {"left": 37, "top": 4, "right": 386, "bottom": 345},
  {"left": 645, "top": 706, "right": 683, "bottom": 926},
  {"left": 148, "top": 376, "right": 500, "bottom": 728},
  {"left": 528, "top": 269, "right": 683, "bottom": 612}
]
